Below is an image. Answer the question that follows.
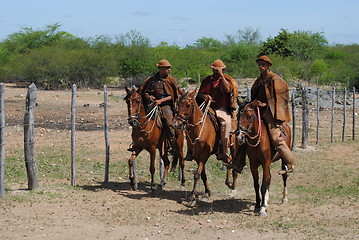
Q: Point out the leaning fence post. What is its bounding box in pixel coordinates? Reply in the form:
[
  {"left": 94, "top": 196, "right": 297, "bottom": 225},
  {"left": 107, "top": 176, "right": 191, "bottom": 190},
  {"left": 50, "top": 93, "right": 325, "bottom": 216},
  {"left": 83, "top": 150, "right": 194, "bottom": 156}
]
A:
[
  {"left": 331, "top": 86, "right": 336, "bottom": 143},
  {"left": 71, "top": 84, "right": 76, "bottom": 186},
  {"left": 24, "top": 83, "right": 38, "bottom": 190},
  {"left": 0, "top": 83, "right": 5, "bottom": 197},
  {"left": 342, "top": 88, "right": 347, "bottom": 142},
  {"left": 301, "top": 87, "right": 308, "bottom": 148},
  {"left": 291, "top": 89, "right": 296, "bottom": 150},
  {"left": 316, "top": 86, "right": 320, "bottom": 145},
  {"left": 353, "top": 87, "right": 356, "bottom": 140},
  {"left": 103, "top": 85, "right": 110, "bottom": 183}
]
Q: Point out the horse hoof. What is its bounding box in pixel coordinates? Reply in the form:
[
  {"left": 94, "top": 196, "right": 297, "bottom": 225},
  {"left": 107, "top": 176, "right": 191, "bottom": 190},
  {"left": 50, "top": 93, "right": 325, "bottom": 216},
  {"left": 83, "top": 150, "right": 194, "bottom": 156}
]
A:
[
  {"left": 180, "top": 185, "right": 186, "bottom": 191},
  {"left": 228, "top": 190, "right": 237, "bottom": 198},
  {"left": 282, "top": 198, "right": 289, "bottom": 204},
  {"left": 187, "top": 199, "right": 197, "bottom": 207},
  {"left": 259, "top": 211, "right": 268, "bottom": 217},
  {"left": 131, "top": 183, "right": 138, "bottom": 191}
]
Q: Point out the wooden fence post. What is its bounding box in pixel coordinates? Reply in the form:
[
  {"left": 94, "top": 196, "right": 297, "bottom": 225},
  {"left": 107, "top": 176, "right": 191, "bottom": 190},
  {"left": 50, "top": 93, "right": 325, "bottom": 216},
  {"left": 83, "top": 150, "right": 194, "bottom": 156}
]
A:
[
  {"left": 0, "top": 83, "right": 5, "bottom": 197},
  {"left": 291, "top": 89, "right": 296, "bottom": 150},
  {"left": 103, "top": 85, "right": 110, "bottom": 183},
  {"left": 316, "top": 86, "right": 320, "bottom": 145},
  {"left": 301, "top": 87, "right": 308, "bottom": 148},
  {"left": 353, "top": 87, "right": 356, "bottom": 140},
  {"left": 331, "top": 86, "right": 336, "bottom": 143},
  {"left": 71, "top": 84, "right": 76, "bottom": 186},
  {"left": 24, "top": 83, "right": 39, "bottom": 190},
  {"left": 342, "top": 88, "right": 347, "bottom": 142}
]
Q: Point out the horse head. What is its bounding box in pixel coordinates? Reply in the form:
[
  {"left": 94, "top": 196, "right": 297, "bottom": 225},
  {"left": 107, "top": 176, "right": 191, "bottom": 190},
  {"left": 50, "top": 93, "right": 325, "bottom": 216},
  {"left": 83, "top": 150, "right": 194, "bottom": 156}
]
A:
[
  {"left": 175, "top": 89, "right": 197, "bottom": 129},
  {"left": 124, "top": 87, "right": 142, "bottom": 127},
  {"left": 236, "top": 101, "right": 257, "bottom": 144}
]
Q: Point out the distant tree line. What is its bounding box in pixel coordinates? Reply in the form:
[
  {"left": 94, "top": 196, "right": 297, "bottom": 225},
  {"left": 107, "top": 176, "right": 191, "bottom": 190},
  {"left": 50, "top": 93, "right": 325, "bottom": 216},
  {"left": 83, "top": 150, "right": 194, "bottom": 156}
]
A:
[{"left": 0, "top": 23, "right": 358, "bottom": 89}]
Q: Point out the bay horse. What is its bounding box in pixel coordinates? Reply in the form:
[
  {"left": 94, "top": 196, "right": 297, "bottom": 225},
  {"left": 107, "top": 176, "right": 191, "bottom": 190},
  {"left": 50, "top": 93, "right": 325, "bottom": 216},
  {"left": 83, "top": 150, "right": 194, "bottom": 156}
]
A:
[
  {"left": 124, "top": 87, "right": 185, "bottom": 191},
  {"left": 177, "top": 89, "right": 240, "bottom": 206},
  {"left": 236, "top": 101, "right": 292, "bottom": 216}
]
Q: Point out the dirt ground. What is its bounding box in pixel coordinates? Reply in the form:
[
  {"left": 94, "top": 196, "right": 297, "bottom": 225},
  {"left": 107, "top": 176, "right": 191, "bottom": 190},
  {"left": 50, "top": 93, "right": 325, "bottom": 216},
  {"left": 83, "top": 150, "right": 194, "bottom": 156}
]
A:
[{"left": 0, "top": 84, "right": 358, "bottom": 240}]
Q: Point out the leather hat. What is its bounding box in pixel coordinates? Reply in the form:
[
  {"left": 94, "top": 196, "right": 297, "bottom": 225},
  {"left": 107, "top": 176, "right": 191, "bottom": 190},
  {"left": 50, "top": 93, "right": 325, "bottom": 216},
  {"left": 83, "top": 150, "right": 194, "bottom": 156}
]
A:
[
  {"left": 256, "top": 55, "right": 272, "bottom": 66},
  {"left": 156, "top": 59, "right": 172, "bottom": 67},
  {"left": 210, "top": 59, "right": 226, "bottom": 69}
]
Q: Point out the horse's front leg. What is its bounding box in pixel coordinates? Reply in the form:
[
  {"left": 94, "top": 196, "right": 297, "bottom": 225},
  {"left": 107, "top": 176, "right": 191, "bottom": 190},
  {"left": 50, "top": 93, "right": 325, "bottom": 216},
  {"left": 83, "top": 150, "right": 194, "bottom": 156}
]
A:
[
  {"left": 250, "top": 162, "right": 261, "bottom": 212},
  {"left": 128, "top": 148, "right": 142, "bottom": 191},
  {"left": 259, "top": 162, "right": 271, "bottom": 217},
  {"left": 188, "top": 160, "right": 204, "bottom": 207}
]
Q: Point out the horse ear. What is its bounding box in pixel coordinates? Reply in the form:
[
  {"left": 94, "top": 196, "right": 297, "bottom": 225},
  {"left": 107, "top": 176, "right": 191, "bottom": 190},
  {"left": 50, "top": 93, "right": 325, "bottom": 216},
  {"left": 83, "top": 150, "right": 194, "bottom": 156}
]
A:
[
  {"left": 189, "top": 88, "right": 198, "bottom": 98},
  {"left": 125, "top": 87, "right": 130, "bottom": 93}
]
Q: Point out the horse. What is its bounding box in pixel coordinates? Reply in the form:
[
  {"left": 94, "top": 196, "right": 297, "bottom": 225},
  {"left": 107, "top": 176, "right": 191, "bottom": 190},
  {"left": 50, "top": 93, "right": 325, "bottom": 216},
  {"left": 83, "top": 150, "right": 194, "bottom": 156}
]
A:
[
  {"left": 236, "top": 101, "right": 292, "bottom": 216},
  {"left": 124, "top": 87, "right": 185, "bottom": 191}
]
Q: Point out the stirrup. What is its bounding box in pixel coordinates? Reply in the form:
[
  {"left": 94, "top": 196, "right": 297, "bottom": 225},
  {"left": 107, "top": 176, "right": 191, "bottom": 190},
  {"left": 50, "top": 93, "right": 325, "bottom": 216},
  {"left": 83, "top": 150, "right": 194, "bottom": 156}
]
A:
[{"left": 278, "top": 165, "right": 294, "bottom": 175}]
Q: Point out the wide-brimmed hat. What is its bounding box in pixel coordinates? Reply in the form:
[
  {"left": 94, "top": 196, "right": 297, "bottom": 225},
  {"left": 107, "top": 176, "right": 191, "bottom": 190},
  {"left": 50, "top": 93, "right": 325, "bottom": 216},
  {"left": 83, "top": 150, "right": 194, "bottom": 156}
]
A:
[
  {"left": 256, "top": 55, "right": 272, "bottom": 66},
  {"left": 156, "top": 59, "right": 172, "bottom": 67},
  {"left": 210, "top": 59, "right": 226, "bottom": 69}
]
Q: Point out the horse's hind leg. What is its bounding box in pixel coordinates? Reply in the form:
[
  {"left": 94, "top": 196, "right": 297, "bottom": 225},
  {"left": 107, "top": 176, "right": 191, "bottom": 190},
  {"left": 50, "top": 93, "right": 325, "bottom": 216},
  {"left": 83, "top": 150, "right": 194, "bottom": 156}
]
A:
[
  {"left": 259, "top": 163, "right": 271, "bottom": 217},
  {"left": 200, "top": 165, "right": 211, "bottom": 201},
  {"left": 149, "top": 147, "right": 157, "bottom": 191},
  {"left": 281, "top": 162, "right": 288, "bottom": 204},
  {"left": 128, "top": 148, "right": 142, "bottom": 191},
  {"left": 159, "top": 151, "right": 171, "bottom": 190}
]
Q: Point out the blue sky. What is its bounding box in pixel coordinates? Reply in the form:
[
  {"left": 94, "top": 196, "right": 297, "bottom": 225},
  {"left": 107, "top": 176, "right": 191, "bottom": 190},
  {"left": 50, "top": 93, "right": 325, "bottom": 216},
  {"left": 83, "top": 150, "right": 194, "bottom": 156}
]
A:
[{"left": 1, "top": 0, "right": 358, "bottom": 47}]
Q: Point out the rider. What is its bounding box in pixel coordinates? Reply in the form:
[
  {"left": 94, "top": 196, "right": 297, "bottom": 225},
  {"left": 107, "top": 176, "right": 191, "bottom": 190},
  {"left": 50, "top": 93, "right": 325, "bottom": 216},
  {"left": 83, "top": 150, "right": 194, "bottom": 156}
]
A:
[
  {"left": 138, "top": 59, "right": 183, "bottom": 153},
  {"left": 251, "top": 55, "right": 296, "bottom": 174},
  {"left": 195, "top": 59, "right": 238, "bottom": 163}
]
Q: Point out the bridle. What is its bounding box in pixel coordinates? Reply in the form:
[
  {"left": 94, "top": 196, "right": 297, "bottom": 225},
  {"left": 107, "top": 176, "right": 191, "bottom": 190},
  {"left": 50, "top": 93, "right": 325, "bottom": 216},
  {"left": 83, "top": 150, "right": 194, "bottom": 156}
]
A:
[
  {"left": 237, "top": 104, "right": 262, "bottom": 147},
  {"left": 176, "top": 96, "right": 211, "bottom": 146},
  {"left": 126, "top": 94, "right": 159, "bottom": 134}
]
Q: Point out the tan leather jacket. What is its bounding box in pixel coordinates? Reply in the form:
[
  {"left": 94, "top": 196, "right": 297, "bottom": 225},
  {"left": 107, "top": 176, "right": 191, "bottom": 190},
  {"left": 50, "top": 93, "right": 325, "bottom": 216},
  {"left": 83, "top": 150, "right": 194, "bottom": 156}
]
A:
[{"left": 251, "top": 71, "right": 291, "bottom": 123}]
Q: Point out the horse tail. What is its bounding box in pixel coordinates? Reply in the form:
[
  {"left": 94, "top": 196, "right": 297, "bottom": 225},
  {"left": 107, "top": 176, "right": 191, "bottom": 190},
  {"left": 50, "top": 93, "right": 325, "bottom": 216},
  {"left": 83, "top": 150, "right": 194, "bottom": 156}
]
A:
[{"left": 170, "top": 151, "right": 179, "bottom": 172}]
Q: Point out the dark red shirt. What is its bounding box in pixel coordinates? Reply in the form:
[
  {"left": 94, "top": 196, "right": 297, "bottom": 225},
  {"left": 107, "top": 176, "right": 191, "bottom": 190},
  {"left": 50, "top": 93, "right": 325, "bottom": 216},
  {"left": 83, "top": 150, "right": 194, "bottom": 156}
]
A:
[{"left": 200, "top": 76, "right": 229, "bottom": 110}]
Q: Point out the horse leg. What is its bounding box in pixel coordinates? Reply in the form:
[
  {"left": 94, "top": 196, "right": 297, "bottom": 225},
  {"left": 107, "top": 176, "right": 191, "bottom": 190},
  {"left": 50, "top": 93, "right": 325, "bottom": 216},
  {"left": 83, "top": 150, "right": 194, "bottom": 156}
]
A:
[
  {"left": 188, "top": 161, "right": 204, "bottom": 207},
  {"left": 250, "top": 163, "right": 261, "bottom": 212},
  {"left": 281, "top": 161, "right": 288, "bottom": 204},
  {"left": 128, "top": 148, "right": 142, "bottom": 191},
  {"left": 159, "top": 150, "right": 171, "bottom": 190},
  {"left": 259, "top": 162, "right": 271, "bottom": 217},
  {"left": 174, "top": 135, "right": 186, "bottom": 189},
  {"left": 149, "top": 147, "right": 157, "bottom": 191},
  {"left": 200, "top": 164, "right": 211, "bottom": 201}
]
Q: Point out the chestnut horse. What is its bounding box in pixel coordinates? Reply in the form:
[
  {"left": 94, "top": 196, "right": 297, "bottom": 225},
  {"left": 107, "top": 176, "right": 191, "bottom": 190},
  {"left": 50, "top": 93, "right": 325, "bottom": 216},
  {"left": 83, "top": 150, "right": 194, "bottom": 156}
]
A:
[
  {"left": 124, "top": 87, "right": 185, "bottom": 191},
  {"left": 236, "top": 102, "right": 291, "bottom": 216}
]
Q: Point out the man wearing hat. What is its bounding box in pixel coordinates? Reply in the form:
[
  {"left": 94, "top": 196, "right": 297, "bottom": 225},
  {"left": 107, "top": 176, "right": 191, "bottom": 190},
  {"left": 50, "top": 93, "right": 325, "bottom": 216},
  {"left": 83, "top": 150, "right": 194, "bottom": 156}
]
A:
[
  {"left": 139, "top": 59, "right": 183, "bottom": 153},
  {"left": 251, "top": 55, "right": 296, "bottom": 174},
  {"left": 195, "top": 59, "right": 238, "bottom": 163}
]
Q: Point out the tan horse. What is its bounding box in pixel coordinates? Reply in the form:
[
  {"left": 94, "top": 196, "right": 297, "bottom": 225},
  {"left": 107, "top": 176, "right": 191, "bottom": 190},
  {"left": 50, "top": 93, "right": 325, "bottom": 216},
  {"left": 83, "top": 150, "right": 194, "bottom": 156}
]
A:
[
  {"left": 236, "top": 101, "right": 291, "bottom": 216},
  {"left": 124, "top": 87, "right": 185, "bottom": 191}
]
